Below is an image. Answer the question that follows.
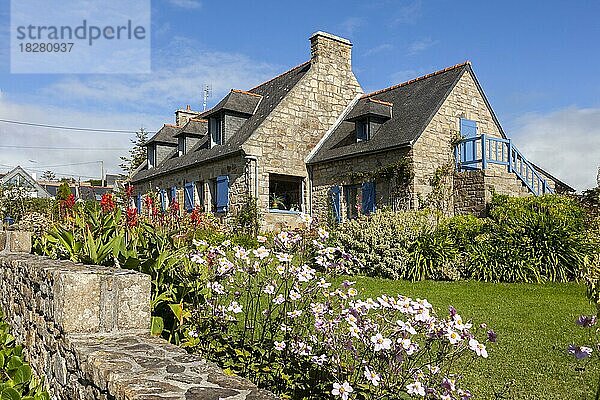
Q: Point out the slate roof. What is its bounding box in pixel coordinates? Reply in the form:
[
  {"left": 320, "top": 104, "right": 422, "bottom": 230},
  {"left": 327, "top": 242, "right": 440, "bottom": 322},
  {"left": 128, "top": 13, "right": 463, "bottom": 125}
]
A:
[
  {"left": 146, "top": 124, "right": 180, "bottom": 145},
  {"left": 173, "top": 118, "right": 208, "bottom": 138},
  {"left": 132, "top": 61, "right": 311, "bottom": 182},
  {"left": 205, "top": 90, "right": 263, "bottom": 117},
  {"left": 308, "top": 62, "right": 479, "bottom": 164}
]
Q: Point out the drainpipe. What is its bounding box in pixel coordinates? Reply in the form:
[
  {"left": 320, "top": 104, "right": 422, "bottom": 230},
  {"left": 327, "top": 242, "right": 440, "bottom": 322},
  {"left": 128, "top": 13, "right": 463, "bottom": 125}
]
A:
[
  {"left": 308, "top": 164, "right": 313, "bottom": 216},
  {"left": 244, "top": 155, "right": 258, "bottom": 199}
]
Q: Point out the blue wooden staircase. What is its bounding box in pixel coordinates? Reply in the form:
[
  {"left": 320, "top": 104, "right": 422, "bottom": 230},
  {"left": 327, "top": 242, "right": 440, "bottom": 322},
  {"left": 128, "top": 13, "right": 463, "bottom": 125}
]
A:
[{"left": 455, "top": 134, "right": 552, "bottom": 196}]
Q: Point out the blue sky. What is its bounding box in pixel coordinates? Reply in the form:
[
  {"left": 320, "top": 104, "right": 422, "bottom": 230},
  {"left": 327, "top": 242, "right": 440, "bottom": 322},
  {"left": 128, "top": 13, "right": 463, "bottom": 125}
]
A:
[{"left": 0, "top": 0, "right": 599, "bottom": 189}]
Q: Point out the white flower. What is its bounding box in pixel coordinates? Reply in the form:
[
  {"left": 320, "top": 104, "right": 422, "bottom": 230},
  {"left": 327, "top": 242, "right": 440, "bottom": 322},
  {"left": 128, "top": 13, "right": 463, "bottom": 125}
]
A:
[
  {"left": 276, "top": 252, "right": 293, "bottom": 262},
  {"left": 396, "top": 320, "right": 417, "bottom": 335},
  {"left": 276, "top": 264, "right": 286, "bottom": 275},
  {"left": 468, "top": 338, "right": 488, "bottom": 358},
  {"left": 190, "top": 253, "right": 206, "bottom": 264},
  {"left": 227, "top": 301, "right": 243, "bottom": 314},
  {"left": 332, "top": 382, "right": 353, "bottom": 400},
  {"left": 273, "top": 294, "right": 285, "bottom": 305},
  {"left": 446, "top": 330, "right": 462, "bottom": 345},
  {"left": 299, "top": 213, "right": 313, "bottom": 225},
  {"left": 208, "top": 281, "right": 225, "bottom": 295},
  {"left": 234, "top": 246, "right": 249, "bottom": 260},
  {"left": 192, "top": 239, "right": 208, "bottom": 247},
  {"left": 311, "top": 354, "right": 328, "bottom": 365},
  {"left": 317, "top": 278, "right": 332, "bottom": 288},
  {"left": 263, "top": 284, "right": 276, "bottom": 295},
  {"left": 348, "top": 324, "right": 360, "bottom": 338},
  {"left": 287, "top": 310, "right": 303, "bottom": 318},
  {"left": 253, "top": 246, "right": 270, "bottom": 259},
  {"left": 317, "top": 227, "right": 330, "bottom": 240},
  {"left": 348, "top": 287, "right": 358, "bottom": 297},
  {"left": 364, "top": 366, "right": 381, "bottom": 386},
  {"left": 289, "top": 290, "right": 301, "bottom": 301},
  {"left": 406, "top": 381, "right": 426, "bottom": 397},
  {"left": 257, "top": 235, "right": 267, "bottom": 243},
  {"left": 274, "top": 341, "right": 286, "bottom": 351},
  {"left": 371, "top": 333, "right": 392, "bottom": 352}
]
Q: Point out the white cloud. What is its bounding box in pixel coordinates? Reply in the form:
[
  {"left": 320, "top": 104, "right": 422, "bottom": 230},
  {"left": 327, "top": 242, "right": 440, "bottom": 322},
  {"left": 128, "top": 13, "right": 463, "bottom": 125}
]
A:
[
  {"left": 35, "top": 37, "right": 278, "bottom": 113},
  {"left": 407, "top": 38, "right": 438, "bottom": 55},
  {"left": 0, "top": 35, "right": 281, "bottom": 178},
  {"left": 168, "top": 0, "right": 202, "bottom": 9},
  {"left": 392, "top": 0, "right": 422, "bottom": 25},
  {"left": 510, "top": 107, "right": 600, "bottom": 192},
  {"left": 339, "top": 17, "right": 364, "bottom": 37},
  {"left": 0, "top": 96, "right": 166, "bottom": 179},
  {"left": 363, "top": 43, "right": 393, "bottom": 57}
]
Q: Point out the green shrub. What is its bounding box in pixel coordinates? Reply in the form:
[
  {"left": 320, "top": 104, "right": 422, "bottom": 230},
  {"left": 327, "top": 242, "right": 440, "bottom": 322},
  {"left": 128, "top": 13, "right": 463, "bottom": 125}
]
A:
[
  {"left": 335, "top": 194, "right": 596, "bottom": 283},
  {"left": 0, "top": 311, "right": 49, "bottom": 400},
  {"left": 335, "top": 210, "right": 460, "bottom": 280}
]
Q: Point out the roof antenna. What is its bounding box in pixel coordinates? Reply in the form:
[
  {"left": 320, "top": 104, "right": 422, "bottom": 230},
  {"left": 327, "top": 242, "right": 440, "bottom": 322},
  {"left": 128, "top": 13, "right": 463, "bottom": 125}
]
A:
[{"left": 202, "top": 84, "right": 212, "bottom": 111}]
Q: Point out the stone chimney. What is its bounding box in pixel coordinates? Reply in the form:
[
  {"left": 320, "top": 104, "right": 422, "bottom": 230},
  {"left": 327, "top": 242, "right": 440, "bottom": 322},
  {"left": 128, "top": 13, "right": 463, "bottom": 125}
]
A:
[
  {"left": 175, "top": 105, "right": 200, "bottom": 126},
  {"left": 309, "top": 31, "right": 353, "bottom": 71}
]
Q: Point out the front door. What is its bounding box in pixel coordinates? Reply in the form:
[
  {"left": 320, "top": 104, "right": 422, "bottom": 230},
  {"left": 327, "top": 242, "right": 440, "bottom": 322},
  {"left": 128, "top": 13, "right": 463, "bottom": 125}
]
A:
[{"left": 460, "top": 118, "right": 478, "bottom": 168}]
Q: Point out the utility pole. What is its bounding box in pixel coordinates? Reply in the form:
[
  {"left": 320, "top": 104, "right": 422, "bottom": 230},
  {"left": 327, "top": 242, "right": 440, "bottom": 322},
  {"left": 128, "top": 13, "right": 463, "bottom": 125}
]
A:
[{"left": 99, "top": 160, "right": 105, "bottom": 187}]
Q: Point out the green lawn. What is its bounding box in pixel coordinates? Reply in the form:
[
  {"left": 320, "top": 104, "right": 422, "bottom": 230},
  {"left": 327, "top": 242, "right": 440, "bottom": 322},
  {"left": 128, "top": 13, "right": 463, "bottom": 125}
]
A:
[{"left": 346, "top": 278, "right": 598, "bottom": 399}]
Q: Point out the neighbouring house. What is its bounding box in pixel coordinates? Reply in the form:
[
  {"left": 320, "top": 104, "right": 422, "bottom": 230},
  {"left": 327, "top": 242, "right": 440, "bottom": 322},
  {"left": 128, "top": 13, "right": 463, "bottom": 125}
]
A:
[
  {"left": 0, "top": 166, "right": 52, "bottom": 198},
  {"left": 41, "top": 181, "right": 113, "bottom": 201},
  {"left": 131, "top": 31, "right": 573, "bottom": 229}
]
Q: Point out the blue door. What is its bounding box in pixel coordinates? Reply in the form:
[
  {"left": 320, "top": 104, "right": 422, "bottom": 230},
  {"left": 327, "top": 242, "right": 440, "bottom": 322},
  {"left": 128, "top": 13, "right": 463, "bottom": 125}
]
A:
[{"left": 460, "top": 119, "right": 477, "bottom": 168}]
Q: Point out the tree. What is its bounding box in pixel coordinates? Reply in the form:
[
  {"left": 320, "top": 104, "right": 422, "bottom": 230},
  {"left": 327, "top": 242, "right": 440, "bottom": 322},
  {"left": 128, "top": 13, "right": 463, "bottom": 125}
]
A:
[
  {"left": 56, "top": 181, "right": 72, "bottom": 201},
  {"left": 41, "top": 170, "right": 56, "bottom": 181},
  {"left": 120, "top": 128, "right": 149, "bottom": 176}
]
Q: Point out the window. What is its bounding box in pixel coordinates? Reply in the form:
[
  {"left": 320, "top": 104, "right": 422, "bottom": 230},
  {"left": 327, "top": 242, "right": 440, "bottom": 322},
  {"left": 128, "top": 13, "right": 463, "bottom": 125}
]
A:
[
  {"left": 210, "top": 116, "right": 223, "bottom": 147},
  {"left": 344, "top": 185, "right": 361, "bottom": 219},
  {"left": 344, "top": 182, "right": 375, "bottom": 219},
  {"left": 178, "top": 137, "right": 185, "bottom": 156},
  {"left": 356, "top": 119, "right": 369, "bottom": 142},
  {"left": 269, "top": 174, "right": 303, "bottom": 212},
  {"left": 147, "top": 145, "right": 156, "bottom": 168}
]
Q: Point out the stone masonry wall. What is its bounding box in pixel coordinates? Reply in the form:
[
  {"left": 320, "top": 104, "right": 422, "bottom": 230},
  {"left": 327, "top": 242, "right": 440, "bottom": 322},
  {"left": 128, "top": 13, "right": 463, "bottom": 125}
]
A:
[
  {"left": 134, "top": 154, "right": 248, "bottom": 216},
  {"left": 0, "top": 233, "right": 276, "bottom": 400},
  {"left": 310, "top": 148, "right": 411, "bottom": 222},
  {"left": 243, "top": 32, "right": 362, "bottom": 229},
  {"left": 412, "top": 68, "right": 506, "bottom": 213}
]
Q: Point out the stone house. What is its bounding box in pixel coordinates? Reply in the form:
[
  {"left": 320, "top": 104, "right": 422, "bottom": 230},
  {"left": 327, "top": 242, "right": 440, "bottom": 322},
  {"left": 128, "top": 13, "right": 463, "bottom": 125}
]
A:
[{"left": 131, "top": 31, "right": 572, "bottom": 229}]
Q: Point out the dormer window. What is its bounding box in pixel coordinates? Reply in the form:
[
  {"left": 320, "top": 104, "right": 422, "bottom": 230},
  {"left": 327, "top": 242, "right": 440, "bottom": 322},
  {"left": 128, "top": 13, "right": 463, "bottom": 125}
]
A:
[
  {"left": 147, "top": 144, "right": 156, "bottom": 168},
  {"left": 210, "top": 115, "right": 223, "bottom": 147},
  {"left": 178, "top": 137, "right": 185, "bottom": 156},
  {"left": 356, "top": 119, "right": 370, "bottom": 142}
]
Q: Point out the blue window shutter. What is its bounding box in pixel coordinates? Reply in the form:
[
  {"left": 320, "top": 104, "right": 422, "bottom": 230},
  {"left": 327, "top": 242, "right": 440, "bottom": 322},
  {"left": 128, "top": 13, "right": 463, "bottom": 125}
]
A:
[
  {"left": 216, "top": 175, "right": 229, "bottom": 213},
  {"left": 160, "top": 189, "right": 166, "bottom": 211},
  {"left": 184, "top": 182, "right": 194, "bottom": 212},
  {"left": 361, "top": 182, "right": 375, "bottom": 215},
  {"left": 136, "top": 193, "right": 142, "bottom": 213},
  {"left": 170, "top": 187, "right": 177, "bottom": 203},
  {"left": 330, "top": 186, "right": 341, "bottom": 223}
]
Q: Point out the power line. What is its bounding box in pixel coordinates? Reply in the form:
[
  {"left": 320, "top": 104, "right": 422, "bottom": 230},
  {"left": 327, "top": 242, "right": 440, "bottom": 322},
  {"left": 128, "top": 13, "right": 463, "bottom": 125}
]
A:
[
  {"left": 0, "top": 118, "right": 155, "bottom": 134},
  {"left": 27, "top": 161, "right": 103, "bottom": 169},
  {"left": 0, "top": 145, "right": 128, "bottom": 150}
]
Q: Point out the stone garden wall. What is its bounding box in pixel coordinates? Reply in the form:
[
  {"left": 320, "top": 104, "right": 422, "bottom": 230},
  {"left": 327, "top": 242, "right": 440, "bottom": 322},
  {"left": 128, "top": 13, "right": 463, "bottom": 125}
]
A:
[{"left": 0, "top": 231, "right": 276, "bottom": 400}]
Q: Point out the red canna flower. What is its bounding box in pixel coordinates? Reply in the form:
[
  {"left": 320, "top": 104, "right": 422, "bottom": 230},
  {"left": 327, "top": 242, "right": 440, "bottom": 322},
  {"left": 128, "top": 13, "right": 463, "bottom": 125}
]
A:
[
  {"left": 126, "top": 207, "right": 138, "bottom": 227},
  {"left": 100, "top": 193, "right": 116, "bottom": 213},
  {"left": 170, "top": 201, "right": 180, "bottom": 215},
  {"left": 125, "top": 185, "right": 134, "bottom": 199},
  {"left": 61, "top": 193, "right": 76, "bottom": 210}
]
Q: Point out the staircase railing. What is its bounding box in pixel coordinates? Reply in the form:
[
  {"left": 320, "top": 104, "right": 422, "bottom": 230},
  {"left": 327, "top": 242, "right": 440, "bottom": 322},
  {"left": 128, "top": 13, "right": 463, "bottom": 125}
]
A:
[{"left": 454, "top": 134, "right": 553, "bottom": 196}]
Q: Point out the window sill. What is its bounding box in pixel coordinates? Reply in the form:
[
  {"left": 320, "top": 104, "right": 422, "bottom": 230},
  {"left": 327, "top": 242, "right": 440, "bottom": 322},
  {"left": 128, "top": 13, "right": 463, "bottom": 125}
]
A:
[{"left": 268, "top": 209, "right": 302, "bottom": 215}]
